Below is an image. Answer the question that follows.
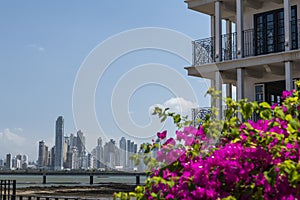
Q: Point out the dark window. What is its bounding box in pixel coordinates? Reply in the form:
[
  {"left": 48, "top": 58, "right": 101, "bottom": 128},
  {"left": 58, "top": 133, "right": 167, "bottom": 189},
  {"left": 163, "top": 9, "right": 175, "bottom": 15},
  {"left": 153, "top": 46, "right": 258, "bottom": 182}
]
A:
[{"left": 254, "top": 6, "right": 297, "bottom": 55}]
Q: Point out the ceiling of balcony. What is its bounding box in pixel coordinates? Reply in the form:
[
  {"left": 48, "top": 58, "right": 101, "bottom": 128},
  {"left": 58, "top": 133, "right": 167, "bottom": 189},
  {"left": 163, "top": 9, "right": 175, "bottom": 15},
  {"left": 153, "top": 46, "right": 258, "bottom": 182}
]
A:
[{"left": 184, "top": 0, "right": 282, "bottom": 21}]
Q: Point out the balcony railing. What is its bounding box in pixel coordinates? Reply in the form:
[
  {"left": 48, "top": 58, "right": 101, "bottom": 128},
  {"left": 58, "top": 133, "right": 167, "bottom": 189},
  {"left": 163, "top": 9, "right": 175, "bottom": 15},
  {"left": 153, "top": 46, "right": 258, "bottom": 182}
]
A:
[
  {"left": 192, "top": 19, "right": 300, "bottom": 66},
  {"left": 221, "top": 32, "right": 237, "bottom": 61},
  {"left": 193, "top": 37, "right": 215, "bottom": 65}
]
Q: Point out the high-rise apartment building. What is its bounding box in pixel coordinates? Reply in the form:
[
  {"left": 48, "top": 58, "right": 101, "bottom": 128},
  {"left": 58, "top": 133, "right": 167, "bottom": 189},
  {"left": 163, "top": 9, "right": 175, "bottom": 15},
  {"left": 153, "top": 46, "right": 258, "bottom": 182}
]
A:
[
  {"left": 76, "top": 130, "right": 85, "bottom": 156},
  {"left": 54, "top": 116, "right": 64, "bottom": 170},
  {"left": 76, "top": 130, "right": 86, "bottom": 169},
  {"left": 119, "top": 137, "right": 127, "bottom": 168},
  {"left": 38, "top": 140, "right": 48, "bottom": 168},
  {"left": 5, "top": 153, "right": 12, "bottom": 170},
  {"left": 22, "top": 154, "right": 28, "bottom": 169},
  {"left": 94, "top": 137, "right": 104, "bottom": 169},
  {"left": 0, "top": 159, "right": 4, "bottom": 168}
]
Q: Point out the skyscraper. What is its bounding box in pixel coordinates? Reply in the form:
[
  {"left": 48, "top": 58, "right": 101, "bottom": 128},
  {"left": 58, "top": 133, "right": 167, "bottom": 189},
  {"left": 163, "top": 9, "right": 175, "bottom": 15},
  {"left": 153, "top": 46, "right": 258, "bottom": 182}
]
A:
[
  {"left": 76, "top": 130, "right": 86, "bottom": 169},
  {"left": 119, "top": 137, "right": 127, "bottom": 168},
  {"left": 22, "top": 155, "right": 28, "bottom": 169},
  {"left": 76, "top": 130, "right": 85, "bottom": 156},
  {"left": 5, "top": 153, "right": 12, "bottom": 170},
  {"left": 94, "top": 137, "right": 104, "bottom": 168},
  {"left": 54, "top": 116, "right": 64, "bottom": 170},
  {"left": 38, "top": 140, "right": 48, "bottom": 168}
]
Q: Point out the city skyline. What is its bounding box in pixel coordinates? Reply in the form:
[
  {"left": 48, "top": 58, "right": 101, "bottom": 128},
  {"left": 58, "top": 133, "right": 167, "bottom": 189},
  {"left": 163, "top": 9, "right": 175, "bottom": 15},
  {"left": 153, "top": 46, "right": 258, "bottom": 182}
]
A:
[
  {"left": 0, "top": 116, "right": 141, "bottom": 171},
  {"left": 0, "top": 1, "right": 211, "bottom": 160}
]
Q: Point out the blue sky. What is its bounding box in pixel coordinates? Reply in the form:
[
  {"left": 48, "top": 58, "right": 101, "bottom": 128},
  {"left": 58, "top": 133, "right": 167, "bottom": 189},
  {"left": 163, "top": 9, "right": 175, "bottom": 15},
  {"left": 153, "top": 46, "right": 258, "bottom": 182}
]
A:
[{"left": 0, "top": 0, "right": 211, "bottom": 160}]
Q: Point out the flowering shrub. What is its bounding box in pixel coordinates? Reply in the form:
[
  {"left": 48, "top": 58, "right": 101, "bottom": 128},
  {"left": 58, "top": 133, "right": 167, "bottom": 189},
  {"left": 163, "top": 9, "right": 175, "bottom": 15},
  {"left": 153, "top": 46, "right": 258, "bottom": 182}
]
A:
[{"left": 114, "top": 87, "right": 300, "bottom": 200}]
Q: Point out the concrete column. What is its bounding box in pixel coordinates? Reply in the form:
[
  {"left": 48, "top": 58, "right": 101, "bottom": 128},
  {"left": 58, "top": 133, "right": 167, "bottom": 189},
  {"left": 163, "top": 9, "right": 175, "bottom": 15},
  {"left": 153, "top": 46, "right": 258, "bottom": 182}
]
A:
[
  {"left": 284, "top": 0, "right": 291, "bottom": 51},
  {"left": 226, "top": 84, "right": 232, "bottom": 98},
  {"left": 285, "top": 61, "right": 293, "bottom": 90},
  {"left": 237, "top": 68, "right": 244, "bottom": 121},
  {"left": 215, "top": 71, "right": 223, "bottom": 120},
  {"left": 211, "top": 15, "right": 215, "bottom": 38},
  {"left": 236, "top": 0, "right": 244, "bottom": 58},
  {"left": 237, "top": 68, "right": 244, "bottom": 100},
  {"left": 215, "top": 1, "right": 222, "bottom": 62}
]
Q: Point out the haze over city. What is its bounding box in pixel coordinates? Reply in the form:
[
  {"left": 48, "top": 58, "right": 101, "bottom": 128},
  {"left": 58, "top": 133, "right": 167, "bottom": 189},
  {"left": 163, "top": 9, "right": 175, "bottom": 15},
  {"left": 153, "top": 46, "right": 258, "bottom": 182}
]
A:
[{"left": 0, "top": 1, "right": 212, "bottom": 161}]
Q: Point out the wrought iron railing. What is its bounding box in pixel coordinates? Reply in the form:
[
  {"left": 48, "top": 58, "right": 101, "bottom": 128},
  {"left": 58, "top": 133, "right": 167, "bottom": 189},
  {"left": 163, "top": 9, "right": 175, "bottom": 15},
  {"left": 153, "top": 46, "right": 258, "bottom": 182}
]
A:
[
  {"left": 192, "top": 19, "right": 300, "bottom": 66},
  {"left": 243, "top": 29, "right": 255, "bottom": 58},
  {"left": 193, "top": 37, "right": 215, "bottom": 66},
  {"left": 221, "top": 32, "right": 237, "bottom": 61},
  {"left": 0, "top": 180, "right": 16, "bottom": 200},
  {"left": 193, "top": 32, "right": 238, "bottom": 65}
]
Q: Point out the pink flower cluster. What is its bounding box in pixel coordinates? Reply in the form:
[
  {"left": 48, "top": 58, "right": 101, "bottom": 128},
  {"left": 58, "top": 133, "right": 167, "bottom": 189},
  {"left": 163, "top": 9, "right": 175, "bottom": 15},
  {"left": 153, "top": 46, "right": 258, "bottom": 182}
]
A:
[{"left": 143, "top": 90, "right": 300, "bottom": 200}]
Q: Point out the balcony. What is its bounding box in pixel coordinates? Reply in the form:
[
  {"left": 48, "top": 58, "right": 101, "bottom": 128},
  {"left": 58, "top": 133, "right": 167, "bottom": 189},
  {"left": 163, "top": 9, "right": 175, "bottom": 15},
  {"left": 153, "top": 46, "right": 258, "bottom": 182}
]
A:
[{"left": 192, "top": 20, "right": 300, "bottom": 66}]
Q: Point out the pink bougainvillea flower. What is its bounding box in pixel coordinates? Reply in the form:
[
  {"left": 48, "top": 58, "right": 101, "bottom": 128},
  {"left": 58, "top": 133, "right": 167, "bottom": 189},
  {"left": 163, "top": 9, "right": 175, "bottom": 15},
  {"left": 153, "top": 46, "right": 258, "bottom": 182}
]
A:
[
  {"left": 157, "top": 130, "right": 167, "bottom": 139},
  {"left": 163, "top": 138, "right": 176, "bottom": 146}
]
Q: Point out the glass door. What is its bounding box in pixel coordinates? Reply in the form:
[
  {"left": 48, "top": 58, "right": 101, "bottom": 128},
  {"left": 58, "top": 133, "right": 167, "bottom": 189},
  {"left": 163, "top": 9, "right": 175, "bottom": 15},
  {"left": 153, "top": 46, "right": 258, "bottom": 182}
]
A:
[{"left": 254, "top": 6, "right": 297, "bottom": 55}]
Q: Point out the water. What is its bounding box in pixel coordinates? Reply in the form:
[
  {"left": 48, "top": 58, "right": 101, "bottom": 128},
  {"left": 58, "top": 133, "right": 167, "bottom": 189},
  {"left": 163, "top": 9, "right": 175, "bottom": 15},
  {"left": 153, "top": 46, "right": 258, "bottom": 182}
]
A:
[
  {"left": 0, "top": 175, "right": 146, "bottom": 199},
  {"left": 0, "top": 174, "right": 146, "bottom": 188}
]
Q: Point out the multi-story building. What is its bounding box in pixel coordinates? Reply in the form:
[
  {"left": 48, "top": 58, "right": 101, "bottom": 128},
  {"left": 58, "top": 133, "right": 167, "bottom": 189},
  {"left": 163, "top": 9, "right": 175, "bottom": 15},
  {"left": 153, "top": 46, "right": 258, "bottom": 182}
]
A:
[
  {"left": 54, "top": 116, "right": 64, "bottom": 170},
  {"left": 104, "top": 139, "right": 120, "bottom": 169},
  {"left": 184, "top": 0, "right": 300, "bottom": 117},
  {"left": 38, "top": 140, "right": 48, "bottom": 168},
  {"left": 22, "top": 154, "right": 28, "bottom": 169},
  {"left": 119, "top": 137, "right": 127, "bottom": 169},
  {"left": 93, "top": 137, "right": 104, "bottom": 169},
  {"left": 0, "top": 159, "right": 4, "bottom": 169},
  {"left": 63, "top": 136, "right": 69, "bottom": 167},
  {"left": 49, "top": 146, "right": 55, "bottom": 169},
  {"left": 76, "top": 130, "right": 86, "bottom": 169},
  {"left": 5, "top": 153, "right": 12, "bottom": 170}
]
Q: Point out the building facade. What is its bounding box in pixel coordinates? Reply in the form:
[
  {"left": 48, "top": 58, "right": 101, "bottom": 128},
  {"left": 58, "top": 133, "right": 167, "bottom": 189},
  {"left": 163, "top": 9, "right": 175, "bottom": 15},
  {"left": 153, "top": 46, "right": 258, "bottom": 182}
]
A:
[
  {"left": 185, "top": 0, "right": 300, "bottom": 117},
  {"left": 5, "top": 153, "right": 12, "bottom": 170},
  {"left": 54, "top": 116, "right": 64, "bottom": 170},
  {"left": 38, "top": 140, "right": 49, "bottom": 168}
]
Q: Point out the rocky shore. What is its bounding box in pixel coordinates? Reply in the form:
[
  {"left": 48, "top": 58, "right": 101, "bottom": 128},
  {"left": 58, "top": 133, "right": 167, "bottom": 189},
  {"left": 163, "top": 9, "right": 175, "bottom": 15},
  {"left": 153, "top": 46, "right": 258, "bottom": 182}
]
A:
[{"left": 16, "top": 183, "right": 137, "bottom": 199}]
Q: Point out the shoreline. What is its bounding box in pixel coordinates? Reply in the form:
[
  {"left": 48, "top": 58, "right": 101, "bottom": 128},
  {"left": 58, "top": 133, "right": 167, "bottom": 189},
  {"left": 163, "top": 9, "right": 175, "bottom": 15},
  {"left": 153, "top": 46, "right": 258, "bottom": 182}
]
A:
[{"left": 16, "top": 183, "right": 137, "bottom": 199}]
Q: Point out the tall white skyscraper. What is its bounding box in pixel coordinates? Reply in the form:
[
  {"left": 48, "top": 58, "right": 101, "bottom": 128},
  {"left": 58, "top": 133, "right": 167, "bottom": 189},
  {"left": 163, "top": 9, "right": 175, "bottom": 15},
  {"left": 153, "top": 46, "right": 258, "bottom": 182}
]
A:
[{"left": 54, "top": 116, "right": 64, "bottom": 170}]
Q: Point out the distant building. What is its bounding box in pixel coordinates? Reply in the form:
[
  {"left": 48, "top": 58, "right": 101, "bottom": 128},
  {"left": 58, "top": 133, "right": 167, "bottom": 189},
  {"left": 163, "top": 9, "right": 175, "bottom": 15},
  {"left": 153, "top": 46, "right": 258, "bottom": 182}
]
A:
[
  {"left": 104, "top": 139, "right": 119, "bottom": 169},
  {"left": 22, "top": 155, "right": 28, "bottom": 169},
  {"left": 54, "top": 116, "right": 64, "bottom": 170},
  {"left": 15, "top": 154, "right": 22, "bottom": 169},
  {"left": 93, "top": 137, "right": 104, "bottom": 169},
  {"left": 126, "top": 140, "right": 135, "bottom": 169},
  {"left": 69, "top": 133, "right": 77, "bottom": 148},
  {"left": 87, "top": 153, "right": 93, "bottom": 169},
  {"left": 76, "top": 130, "right": 86, "bottom": 169},
  {"left": 0, "top": 159, "right": 4, "bottom": 169},
  {"left": 38, "top": 140, "right": 48, "bottom": 168},
  {"left": 119, "top": 137, "right": 127, "bottom": 168},
  {"left": 5, "top": 154, "right": 12, "bottom": 170},
  {"left": 71, "top": 147, "right": 79, "bottom": 169},
  {"left": 49, "top": 146, "right": 55, "bottom": 170},
  {"left": 63, "top": 136, "right": 69, "bottom": 167}
]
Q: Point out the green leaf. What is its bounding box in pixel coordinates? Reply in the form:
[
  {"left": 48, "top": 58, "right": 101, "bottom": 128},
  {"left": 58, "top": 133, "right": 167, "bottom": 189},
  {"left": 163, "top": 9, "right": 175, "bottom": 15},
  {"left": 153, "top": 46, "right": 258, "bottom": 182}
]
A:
[
  {"left": 260, "top": 102, "right": 270, "bottom": 109},
  {"left": 173, "top": 114, "right": 181, "bottom": 123}
]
